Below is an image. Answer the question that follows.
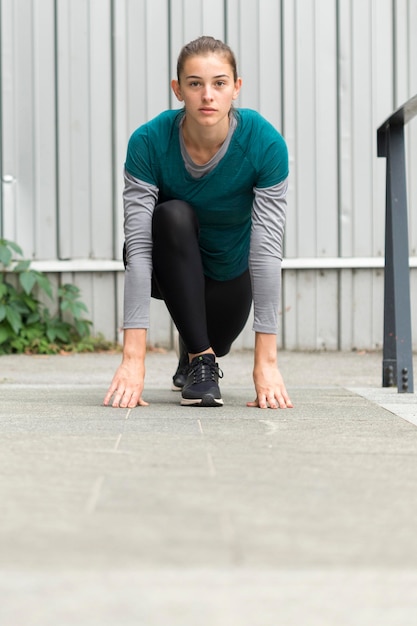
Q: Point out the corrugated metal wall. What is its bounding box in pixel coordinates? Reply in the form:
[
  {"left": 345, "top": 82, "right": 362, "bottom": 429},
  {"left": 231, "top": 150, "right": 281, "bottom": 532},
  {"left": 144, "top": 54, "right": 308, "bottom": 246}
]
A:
[{"left": 1, "top": 0, "right": 416, "bottom": 350}]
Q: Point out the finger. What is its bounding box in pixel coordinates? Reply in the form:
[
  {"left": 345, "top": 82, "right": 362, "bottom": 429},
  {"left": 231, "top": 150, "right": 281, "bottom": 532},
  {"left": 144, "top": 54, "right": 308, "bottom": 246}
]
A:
[
  {"left": 258, "top": 394, "right": 268, "bottom": 409},
  {"left": 120, "top": 389, "right": 149, "bottom": 409},
  {"left": 248, "top": 395, "right": 293, "bottom": 409},
  {"left": 117, "top": 386, "right": 139, "bottom": 408},
  {"left": 267, "top": 395, "right": 279, "bottom": 409},
  {"left": 123, "top": 395, "right": 148, "bottom": 408},
  {"left": 112, "top": 388, "right": 126, "bottom": 408},
  {"left": 276, "top": 391, "right": 294, "bottom": 409},
  {"left": 103, "top": 381, "right": 119, "bottom": 406},
  {"left": 247, "top": 396, "right": 268, "bottom": 409}
]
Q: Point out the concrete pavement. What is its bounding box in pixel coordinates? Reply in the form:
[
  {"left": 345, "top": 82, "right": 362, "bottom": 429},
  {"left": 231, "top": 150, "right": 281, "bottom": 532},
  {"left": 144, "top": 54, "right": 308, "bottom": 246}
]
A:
[{"left": 1, "top": 349, "right": 417, "bottom": 625}]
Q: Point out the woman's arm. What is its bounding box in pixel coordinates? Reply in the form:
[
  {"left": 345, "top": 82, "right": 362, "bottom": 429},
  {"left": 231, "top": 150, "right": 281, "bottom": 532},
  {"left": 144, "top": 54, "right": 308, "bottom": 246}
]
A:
[
  {"left": 104, "top": 171, "right": 158, "bottom": 407},
  {"left": 247, "top": 179, "right": 293, "bottom": 408},
  {"left": 249, "top": 179, "right": 287, "bottom": 333},
  {"left": 123, "top": 171, "right": 158, "bottom": 329}
]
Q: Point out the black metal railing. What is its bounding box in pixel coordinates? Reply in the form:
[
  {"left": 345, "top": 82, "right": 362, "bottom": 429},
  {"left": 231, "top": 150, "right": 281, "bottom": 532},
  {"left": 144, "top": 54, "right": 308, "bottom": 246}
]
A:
[{"left": 377, "top": 94, "right": 417, "bottom": 393}]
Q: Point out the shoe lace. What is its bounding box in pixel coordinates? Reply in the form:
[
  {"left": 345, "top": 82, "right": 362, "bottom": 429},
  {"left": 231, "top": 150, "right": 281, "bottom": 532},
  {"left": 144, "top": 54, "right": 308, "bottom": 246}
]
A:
[{"left": 190, "top": 355, "right": 223, "bottom": 384}]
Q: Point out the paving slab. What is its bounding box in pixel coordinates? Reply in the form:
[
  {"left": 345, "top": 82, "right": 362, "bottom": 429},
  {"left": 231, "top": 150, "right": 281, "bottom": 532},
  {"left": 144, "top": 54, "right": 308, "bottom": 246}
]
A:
[{"left": 0, "top": 350, "right": 417, "bottom": 625}]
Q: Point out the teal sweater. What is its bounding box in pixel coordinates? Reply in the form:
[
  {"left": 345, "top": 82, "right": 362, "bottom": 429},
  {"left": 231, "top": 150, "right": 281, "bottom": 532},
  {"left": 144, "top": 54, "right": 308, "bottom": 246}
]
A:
[{"left": 125, "top": 108, "right": 288, "bottom": 281}]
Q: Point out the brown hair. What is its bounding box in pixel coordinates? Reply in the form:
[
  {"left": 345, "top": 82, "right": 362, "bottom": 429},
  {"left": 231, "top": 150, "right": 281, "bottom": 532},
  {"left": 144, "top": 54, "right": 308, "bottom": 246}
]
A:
[{"left": 176, "top": 36, "right": 238, "bottom": 82}]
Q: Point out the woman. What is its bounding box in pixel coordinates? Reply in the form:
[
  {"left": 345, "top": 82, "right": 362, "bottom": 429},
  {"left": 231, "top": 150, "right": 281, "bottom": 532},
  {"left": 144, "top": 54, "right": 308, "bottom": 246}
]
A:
[{"left": 104, "top": 36, "right": 293, "bottom": 410}]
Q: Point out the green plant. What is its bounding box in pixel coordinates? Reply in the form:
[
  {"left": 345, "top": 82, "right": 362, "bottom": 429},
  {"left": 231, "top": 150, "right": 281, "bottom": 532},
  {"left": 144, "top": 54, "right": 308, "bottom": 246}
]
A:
[{"left": 0, "top": 238, "right": 93, "bottom": 354}]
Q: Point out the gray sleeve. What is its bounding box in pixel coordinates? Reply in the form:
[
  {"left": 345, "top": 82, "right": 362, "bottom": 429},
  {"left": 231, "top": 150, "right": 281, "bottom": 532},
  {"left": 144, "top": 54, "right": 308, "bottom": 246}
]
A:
[
  {"left": 249, "top": 178, "right": 288, "bottom": 334},
  {"left": 123, "top": 170, "right": 159, "bottom": 329}
]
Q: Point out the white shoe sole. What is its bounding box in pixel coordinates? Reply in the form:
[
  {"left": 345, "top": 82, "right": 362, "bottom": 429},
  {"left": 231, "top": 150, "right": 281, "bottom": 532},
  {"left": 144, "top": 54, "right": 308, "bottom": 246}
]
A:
[{"left": 180, "top": 395, "right": 223, "bottom": 407}]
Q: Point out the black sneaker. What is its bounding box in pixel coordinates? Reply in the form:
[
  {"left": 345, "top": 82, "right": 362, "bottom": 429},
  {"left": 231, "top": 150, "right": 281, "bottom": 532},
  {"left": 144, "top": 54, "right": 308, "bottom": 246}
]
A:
[
  {"left": 172, "top": 336, "right": 189, "bottom": 391},
  {"left": 181, "top": 353, "right": 223, "bottom": 407}
]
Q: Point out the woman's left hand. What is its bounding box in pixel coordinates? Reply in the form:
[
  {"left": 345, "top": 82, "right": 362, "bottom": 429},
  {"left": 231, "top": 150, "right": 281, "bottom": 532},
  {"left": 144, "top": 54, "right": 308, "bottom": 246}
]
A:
[{"left": 247, "top": 362, "right": 294, "bottom": 409}]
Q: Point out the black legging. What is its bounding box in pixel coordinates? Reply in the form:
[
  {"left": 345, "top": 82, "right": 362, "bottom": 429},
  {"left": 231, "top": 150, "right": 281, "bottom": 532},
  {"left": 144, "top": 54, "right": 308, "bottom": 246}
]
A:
[{"left": 150, "top": 199, "right": 252, "bottom": 356}]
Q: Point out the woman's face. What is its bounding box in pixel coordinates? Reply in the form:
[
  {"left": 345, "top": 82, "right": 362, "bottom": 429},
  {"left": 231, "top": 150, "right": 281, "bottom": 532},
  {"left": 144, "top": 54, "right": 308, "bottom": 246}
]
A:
[{"left": 171, "top": 53, "right": 242, "bottom": 131}]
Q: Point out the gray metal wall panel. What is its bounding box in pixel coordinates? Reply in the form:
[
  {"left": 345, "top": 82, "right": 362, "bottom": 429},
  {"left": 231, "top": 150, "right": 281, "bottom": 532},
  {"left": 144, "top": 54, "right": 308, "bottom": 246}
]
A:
[
  {"left": 169, "top": 0, "right": 226, "bottom": 108},
  {"left": 282, "top": 0, "right": 338, "bottom": 259},
  {"left": 226, "top": 0, "right": 282, "bottom": 127},
  {"left": 1, "top": 0, "right": 417, "bottom": 351},
  {"left": 112, "top": 0, "right": 171, "bottom": 262},
  {"left": 89, "top": 0, "right": 113, "bottom": 259},
  {"left": 1, "top": 0, "right": 57, "bottom": 258},
  {"left": 394, "top": 0, "right": 417, "bottom": 256},
  {"left": 56, "top": 0, "right": 92, "bottom": 259},
  {"left": 56, "top": 0, "right": 114, "bottom": 260},
  {"left": 33, "top": 0, "right": 57, "bottom": 259}
]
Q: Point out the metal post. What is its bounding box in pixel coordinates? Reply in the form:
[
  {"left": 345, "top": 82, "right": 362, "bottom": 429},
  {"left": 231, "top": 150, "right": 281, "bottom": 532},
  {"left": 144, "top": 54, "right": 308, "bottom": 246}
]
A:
[{"left": 381, "top": 123, "right": 414, "bottom": 392}]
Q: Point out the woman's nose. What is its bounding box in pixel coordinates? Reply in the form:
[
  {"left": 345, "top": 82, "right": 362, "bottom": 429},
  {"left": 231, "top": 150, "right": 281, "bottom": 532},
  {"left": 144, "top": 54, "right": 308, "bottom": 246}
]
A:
[{"left": 202, "top": 85, "right": 213, "bottom": 100}]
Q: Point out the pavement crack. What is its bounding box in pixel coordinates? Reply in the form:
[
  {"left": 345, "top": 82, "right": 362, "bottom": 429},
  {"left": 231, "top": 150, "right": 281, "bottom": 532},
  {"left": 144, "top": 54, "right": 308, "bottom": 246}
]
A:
[{"left": 85, "top": 475, "right": 105, "bottom": 515}]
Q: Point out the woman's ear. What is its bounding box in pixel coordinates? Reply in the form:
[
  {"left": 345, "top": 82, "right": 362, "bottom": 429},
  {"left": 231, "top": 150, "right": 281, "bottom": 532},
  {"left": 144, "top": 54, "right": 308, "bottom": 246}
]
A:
[
  {"left": 232, "top": 77, "right": 242, "bottom": 101},
  {"left": 171, "top": 79, "right": 183, "bottom": 102}
]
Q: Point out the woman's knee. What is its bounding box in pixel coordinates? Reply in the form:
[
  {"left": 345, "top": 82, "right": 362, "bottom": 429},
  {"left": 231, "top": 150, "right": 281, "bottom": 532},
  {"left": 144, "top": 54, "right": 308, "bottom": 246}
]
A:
[
  {"left": 152, "top": 200, "right": 198, "bottom": 240},
  {"left": 212, "top": 342, "right": 231, "bottom": 358}
]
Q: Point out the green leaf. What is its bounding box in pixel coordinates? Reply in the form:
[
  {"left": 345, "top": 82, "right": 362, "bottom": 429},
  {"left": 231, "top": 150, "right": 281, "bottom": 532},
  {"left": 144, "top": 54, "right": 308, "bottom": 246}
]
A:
[
  {"left": 55, "top": 327, "right": 71, "bottom": 343},
  {"left": 3, "top": 240, "right": 23, "bottom": 255},
  {"left": 14, "top": 260, "right": 31, "bottom": 272},
  {"left": 60, "top": 283, "right": 79, "bottom": 296},
  {"left": 75, "top": 301, "right": 89, "bottom": 314},
  {"left": 26, "top": 312, "right": 41, "bottom": 324},
  {"left": 21, "top": 295, "right": 39, "bottom": 313},
  {"left": 6, "top": 307, "right": 22, "bottom": 334},
  {"left": 19, "top": 271, "right": 37, "bottom": 295},
  {"left": 75, "top": 318, "right": 92, "bottom": 338},
  {"left": 34, "top": 273, "right": 53, "bottom": 299},
  {"left": 10, "top": 299, "right": 31, "bottom": 315},
  {"left": 0, "top": 304, "right": 6, "bottom": 322},
  {"left": 0, "top": 324, "right": 12, "bottom": 345},
  {"left": 0, "top": 246, "right": 12, "bottom": 267},
  {"left": 46, "top": 328, "right": 56, "bottom": 343},
  {"left": 0, "top": 283, "right": 8, "bottom": 299}
]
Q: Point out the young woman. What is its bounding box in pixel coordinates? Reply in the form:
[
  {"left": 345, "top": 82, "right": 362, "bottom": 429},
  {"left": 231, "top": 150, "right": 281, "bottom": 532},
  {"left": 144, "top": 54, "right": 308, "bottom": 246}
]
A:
[{"left": 104, "top": 36, "right": 293, "bottom": 410}]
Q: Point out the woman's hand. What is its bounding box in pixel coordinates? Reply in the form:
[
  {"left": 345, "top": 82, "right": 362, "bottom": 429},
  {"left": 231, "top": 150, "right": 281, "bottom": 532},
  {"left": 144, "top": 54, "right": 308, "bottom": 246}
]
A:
[
  {"left": 103, "top": 328, "right": 148, "bottom": 408},
  {"left": 247, "top": 362, "right": 293, "bottom": 409},
  {"left": 247, "top": 332, "right": 293, "bottom": 409},
  {"left": 103, "top": 360, "right": 148, "bottom": 408}
]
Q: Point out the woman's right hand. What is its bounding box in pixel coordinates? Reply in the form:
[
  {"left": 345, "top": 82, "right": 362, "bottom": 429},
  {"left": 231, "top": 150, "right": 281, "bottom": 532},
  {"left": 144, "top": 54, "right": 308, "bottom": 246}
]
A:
[
  {"left": 103, "top": 329, "right": 148, "bottom": 408},
  {"left": 103, "top": 359, "right": 148, "bottom": 408}
]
